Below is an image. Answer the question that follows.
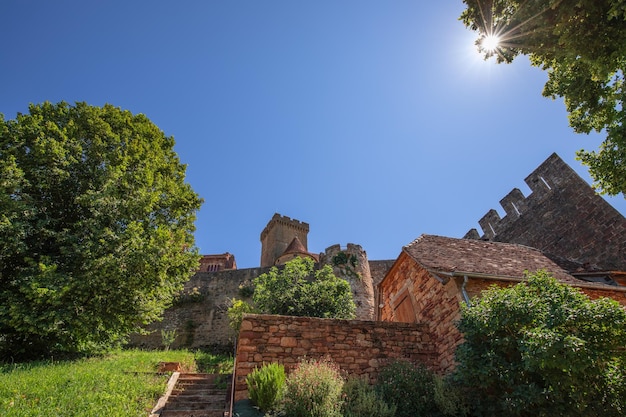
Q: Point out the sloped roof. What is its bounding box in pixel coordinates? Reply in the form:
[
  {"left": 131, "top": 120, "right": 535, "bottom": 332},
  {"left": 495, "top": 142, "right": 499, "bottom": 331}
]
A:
[
  {"left": 282, "top": 236, "right": 308, "bottom": 256},
  {"left": 403, "top": 234, "right": 578, "bottom": 284}
]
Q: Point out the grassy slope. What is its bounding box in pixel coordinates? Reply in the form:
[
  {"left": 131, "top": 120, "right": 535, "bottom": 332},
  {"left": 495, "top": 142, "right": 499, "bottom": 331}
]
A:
[{"left": 0, "top": 349, "right": 230, "bottom": 417}]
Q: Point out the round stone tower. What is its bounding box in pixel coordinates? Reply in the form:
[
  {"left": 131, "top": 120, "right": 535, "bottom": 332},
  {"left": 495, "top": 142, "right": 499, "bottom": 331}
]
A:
[{"left": 320, "top": 243, "right": 375, "bottom": 320}]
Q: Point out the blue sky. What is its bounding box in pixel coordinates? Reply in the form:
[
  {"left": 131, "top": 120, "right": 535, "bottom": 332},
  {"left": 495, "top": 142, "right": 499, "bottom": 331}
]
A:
[{"left": 2, "top": 1, "right": 624, "bottom": 268}]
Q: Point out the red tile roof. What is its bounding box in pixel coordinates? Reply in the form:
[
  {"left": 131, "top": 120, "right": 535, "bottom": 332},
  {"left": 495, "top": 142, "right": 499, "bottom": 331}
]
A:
[
  {"left": 403, "top": 235, "right": 578, "bottom": 284},
  {"left": 282, "top": 236, "right": 308, "bottom": 256}
]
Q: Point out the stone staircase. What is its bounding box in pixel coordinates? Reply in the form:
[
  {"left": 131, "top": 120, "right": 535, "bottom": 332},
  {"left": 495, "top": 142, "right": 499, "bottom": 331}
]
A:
[{"left": 151, "top": 373, "right": 232, "bottom": 417}]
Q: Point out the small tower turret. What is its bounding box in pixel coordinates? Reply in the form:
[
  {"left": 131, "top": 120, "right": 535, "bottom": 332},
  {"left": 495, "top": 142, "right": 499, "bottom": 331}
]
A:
[{"left": 320, "top": 243, "right": 375, "bottom": 320}]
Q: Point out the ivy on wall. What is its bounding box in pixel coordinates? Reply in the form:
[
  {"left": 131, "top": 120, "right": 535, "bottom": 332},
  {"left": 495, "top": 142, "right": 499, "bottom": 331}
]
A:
[{"left": 332, "top": 251, "right": 361, "bottom": 281}]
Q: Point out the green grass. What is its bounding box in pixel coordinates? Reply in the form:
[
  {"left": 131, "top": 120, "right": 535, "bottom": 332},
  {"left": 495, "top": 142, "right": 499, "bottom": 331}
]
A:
[{"left": 0, "top": 349, "right": 233, "bottom": 417}]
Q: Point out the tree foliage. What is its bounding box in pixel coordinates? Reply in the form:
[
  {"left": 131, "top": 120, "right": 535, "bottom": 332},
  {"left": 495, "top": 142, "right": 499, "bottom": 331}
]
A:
[
  {"left": 227, "top": 298, "right": 258, "bottom": 331},
  {"left": 460, "top": 0, "right": 626, "bottom": 196},
  {"left": 0, "top": 102, "right": 202, "bottom": 359},
  {"left": 453, "top": 270, "right": 626, "bottom": 416},
  {"left": 252, "top": 257, "right": 356, "bottom": 319}
]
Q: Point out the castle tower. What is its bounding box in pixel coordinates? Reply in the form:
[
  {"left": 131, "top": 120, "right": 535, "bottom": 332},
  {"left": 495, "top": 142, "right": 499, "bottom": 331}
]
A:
[
  {"left": 320, "top": 244, "right": 376, "bottom": 320},
  {"left": 275, "top": 236, "right": 318, "bottom": 265},
  {"left": 260, "top": 213, "right": 310, "bottom": 267}
]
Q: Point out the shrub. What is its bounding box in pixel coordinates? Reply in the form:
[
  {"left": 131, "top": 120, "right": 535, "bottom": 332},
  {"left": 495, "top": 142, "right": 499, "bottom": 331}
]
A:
[
  {"left": 246, "top": 362, "right": 286, "bottom": 412},
  {"left": 342, "top": 376, "right": 396, "bottom": 417},
  {"left": 376, "top": 360, "right": 437, "bottom": 417},
  {"left": 279, "top": 357, "right": 345, "bottom": 417},
  {"left": 433, "top": 375, "right": 468, "bottom": 417},
  {"left": 227, "top": 298, "right": 257, "bottom": 331},
  {"left": 160, "top": 329, "right": 177, "bottom": 351},
  {"left": 194, "top": 351, "right": 234, "bottom": 374},
  {"left": 453, "top": 270, "right": 626, "bottom": 417},
  {"left": 238, "top": 280, "right": 255, "bottom": 298}
]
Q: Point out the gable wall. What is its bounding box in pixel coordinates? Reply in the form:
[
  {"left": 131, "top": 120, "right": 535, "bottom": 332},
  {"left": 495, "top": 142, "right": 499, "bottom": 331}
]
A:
[{"left": 378, "top": 254, "right": 465, "bottom": 372}]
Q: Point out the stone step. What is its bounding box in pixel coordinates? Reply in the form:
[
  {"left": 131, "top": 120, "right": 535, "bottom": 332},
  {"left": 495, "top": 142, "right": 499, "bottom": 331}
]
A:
[
  {"left": 167, "top": 396, "right": 228, "bottom": 405},
  {"left": 168, "top": 394, "right": 226, "bottom": 402},
  {"left": 159, "top": 411, "right": 226, "bottom": 417},
  {"left": 170, "top": 389, "right": 228, "bottom": 396},
  {"left": 177, "top": 373, "right": 228, "bottom": 382},
  {"left": 163, "top": 401, "right": 225, "bottom": 411},
  {"left": 156, "top": 372, "right": 232, "bottom": 417}
]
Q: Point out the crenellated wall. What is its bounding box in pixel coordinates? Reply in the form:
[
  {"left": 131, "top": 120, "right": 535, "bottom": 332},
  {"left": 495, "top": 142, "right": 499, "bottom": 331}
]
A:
[{"left": 465, "top": 153, "right": 626, "bottom": 271}]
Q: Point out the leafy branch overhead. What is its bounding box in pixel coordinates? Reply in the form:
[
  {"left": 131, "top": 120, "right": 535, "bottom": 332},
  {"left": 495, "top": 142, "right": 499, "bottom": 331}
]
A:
[{"left": 461, "top": 0, "right": 626, "bottom": 197}]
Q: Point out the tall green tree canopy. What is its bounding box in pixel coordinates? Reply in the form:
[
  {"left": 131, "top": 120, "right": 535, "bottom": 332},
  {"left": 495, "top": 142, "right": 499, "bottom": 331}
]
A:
[
  {"left": 461, "top": 0, "right": 626, "bottom": 196},
  {"left": 454, "top": 271, "right": 626, "bottom": 416},
  {"left": 0, "top": 102, "right": 202, "bottom": 358},
  {"left": 252, "top": 257, "right": 356, "bottom": 319}
]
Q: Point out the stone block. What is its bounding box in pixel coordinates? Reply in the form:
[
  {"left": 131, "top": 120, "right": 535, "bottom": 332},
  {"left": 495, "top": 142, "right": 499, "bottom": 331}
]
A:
[{"left": 280, "top": 336, "right": 298, "bottom": 347}]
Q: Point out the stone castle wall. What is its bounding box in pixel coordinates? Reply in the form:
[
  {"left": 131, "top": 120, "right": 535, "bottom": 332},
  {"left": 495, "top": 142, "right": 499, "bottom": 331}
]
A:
[
  {"left": 130, "top": 257, "right": 394, "bottom": 350},
  {"left": 128, "top": 267, "right": 271, "bottom": 351},
  {"left": 234, "top": 314, "right": 438, "bottom": 401},
  {"left": 465, "top": 153, "right": 626, "bottom": 271}
]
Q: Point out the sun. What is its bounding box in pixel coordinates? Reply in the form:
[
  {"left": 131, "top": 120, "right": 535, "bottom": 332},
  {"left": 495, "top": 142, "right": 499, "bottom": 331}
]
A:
[{"left": 480, "top": 34, "right": 501, "bottom": 53}]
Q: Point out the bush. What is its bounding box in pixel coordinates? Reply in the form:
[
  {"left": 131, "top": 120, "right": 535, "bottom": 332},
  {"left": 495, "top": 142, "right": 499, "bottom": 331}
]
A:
[
  {"left": 246, "top": 362, "right": 286, "bottom": 413},
  {"left": 453, "top": 270, "right": 626, "bottom": 417},
  {"left": 227, "top": 298, "right": 257, "bottom": 331},
  {"left": 279, "top": 357, "right": 345, "bottom": 417},
  {"left": 376, "top": 360, "right": 437, "bottom": 417},
  {"left": 342, "top": 376, "right": 396, "bottom": 417},
  {"left": 253, "top": 257, "right": 356, "bottom": 319},
  {"left": 432, "top": 375, "right": 468, "bottom": 417}
]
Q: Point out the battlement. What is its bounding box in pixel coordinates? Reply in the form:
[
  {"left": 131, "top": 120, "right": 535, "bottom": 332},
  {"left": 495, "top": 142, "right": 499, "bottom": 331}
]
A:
[
  {"left": 323, "top": 243, "right": 366, "bottom": 257},
  {"left": 260, "top": 213, "right": 311, "bottom": 268},
  {"left": 465, "top": 153, "right": 582, "bottom": 239},
  {"left": 465, "top": 153, "right": 626, "bottom": 271},
  {"left": 260, "top": 213, "right": 309, "bottom": 242}
]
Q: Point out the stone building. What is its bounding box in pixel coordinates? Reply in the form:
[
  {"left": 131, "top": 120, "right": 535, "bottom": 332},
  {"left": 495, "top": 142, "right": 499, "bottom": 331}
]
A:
[
  {"left": 133, "top": 153, "right": 625, "bottom": 358},
  {"left": 130, "top": 213, "right": 392, "bottom": 350},
  {"left": 376, "top": 235, "right": 626, "bottom": 373}
]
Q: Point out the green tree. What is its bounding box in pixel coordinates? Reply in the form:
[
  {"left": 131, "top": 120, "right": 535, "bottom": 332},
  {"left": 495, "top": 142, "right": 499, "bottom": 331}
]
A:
[
  {"left": 460, "top": 0, "right": 626, "bottom": 196},
  {"left": 0, "top": 102, "right": 202, "bottom": 359},
  {"left": 252, "top": 257, "right": 356, "bottom": 319},
  {"left": 453, "top": 270, "right": 626, "bottom": 416},
  {"left": 227, "top": 298, "right": 258, "bottom": 331}
]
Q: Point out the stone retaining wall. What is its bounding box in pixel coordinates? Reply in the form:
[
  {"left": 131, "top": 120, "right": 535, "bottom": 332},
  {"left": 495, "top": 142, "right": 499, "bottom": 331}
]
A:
[{"left": 234, "top": 314, "right": 438, "bottom": 401}]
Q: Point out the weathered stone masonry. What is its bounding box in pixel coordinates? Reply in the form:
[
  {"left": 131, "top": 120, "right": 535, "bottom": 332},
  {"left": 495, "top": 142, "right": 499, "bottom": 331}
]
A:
[
  {"left": 129, "top": 267, "right": 271, "bottom": 350},
  {"left": 234, "top": 314, "right": 438, "bottom": 401},
  {"left": 465, "top": 153, "right": 626, "bottom": 271}
]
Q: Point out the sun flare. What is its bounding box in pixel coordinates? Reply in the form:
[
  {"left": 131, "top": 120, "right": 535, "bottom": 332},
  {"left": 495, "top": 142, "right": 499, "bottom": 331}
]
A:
[{"left": 481, "top": 34, "right": 501, "bottom": 53}]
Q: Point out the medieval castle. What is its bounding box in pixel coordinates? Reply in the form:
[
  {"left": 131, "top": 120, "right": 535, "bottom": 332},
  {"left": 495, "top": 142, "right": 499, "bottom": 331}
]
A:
[{"left": 130, "top": 153, "right": 626, "bottom": 352}]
